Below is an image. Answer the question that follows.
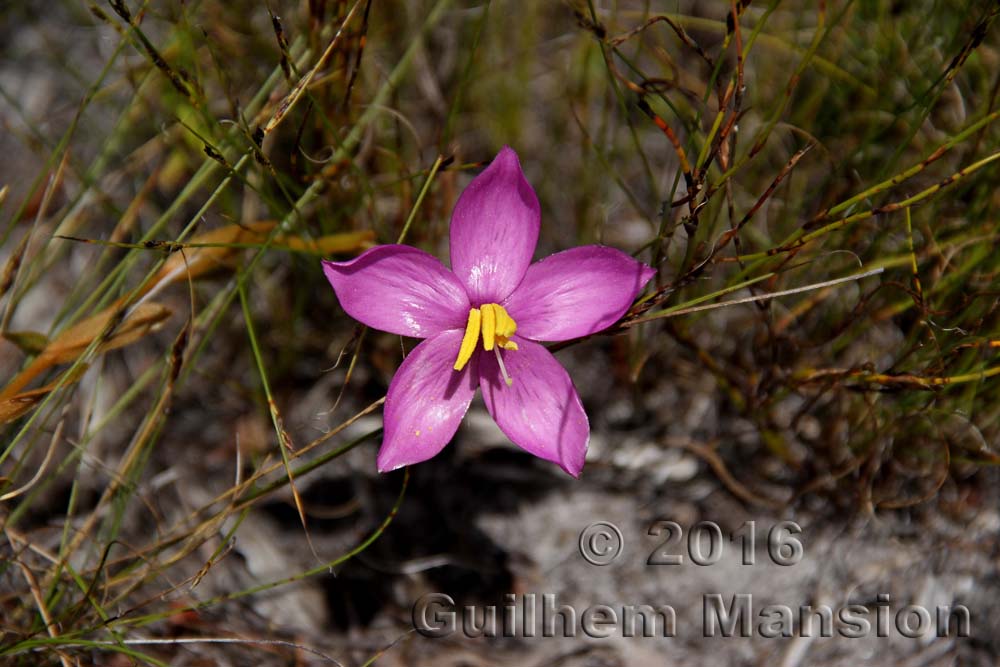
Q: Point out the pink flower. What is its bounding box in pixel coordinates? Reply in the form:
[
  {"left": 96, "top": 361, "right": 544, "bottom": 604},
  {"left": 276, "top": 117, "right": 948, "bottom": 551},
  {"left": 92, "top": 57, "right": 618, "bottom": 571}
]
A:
[{"left": 323, "top": 147, "right": 655, "bottom": 476}]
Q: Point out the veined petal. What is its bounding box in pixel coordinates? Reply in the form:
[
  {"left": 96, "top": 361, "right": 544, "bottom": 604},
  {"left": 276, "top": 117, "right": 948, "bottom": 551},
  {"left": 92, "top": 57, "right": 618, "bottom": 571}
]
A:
[
  {"left": 450, "top": 146, "right": 540, "bottom": 304},
  {"left": 503, "top": 245, "right": 656, "bottom": 342},
  {"left": 379, "top": 329, "right": 480, "bottom": 472},
  {"left": 478, "top": 337, "right": 588, "bottom": 477},
  {"left": 323, "top": 245, "right": 470, "bottom": 338}
]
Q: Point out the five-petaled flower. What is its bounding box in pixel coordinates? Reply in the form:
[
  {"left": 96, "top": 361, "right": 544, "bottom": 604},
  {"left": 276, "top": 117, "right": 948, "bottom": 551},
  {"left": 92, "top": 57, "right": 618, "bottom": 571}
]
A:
[{"left": 323, "top": 147, "right": 655, "bottom": 476}]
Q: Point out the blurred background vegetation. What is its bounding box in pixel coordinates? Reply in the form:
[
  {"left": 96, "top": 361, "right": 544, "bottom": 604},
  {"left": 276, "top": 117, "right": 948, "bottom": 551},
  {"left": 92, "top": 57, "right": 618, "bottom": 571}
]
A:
[{"left": 2, "top": 0, "right": 999, "bottom": 664}]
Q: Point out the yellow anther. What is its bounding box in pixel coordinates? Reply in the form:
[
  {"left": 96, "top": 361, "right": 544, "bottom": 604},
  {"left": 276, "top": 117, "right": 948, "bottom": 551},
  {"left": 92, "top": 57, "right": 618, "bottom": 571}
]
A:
[
  {"left": 453, "top": 304, "right": 519, "bottom": 375},
  {"left": 481, "top": 303, "right": 497, "bottom": 351},
  {"left": 482, "top": 303, "right": 517, "bottom": 351},
  {"left": 495, "top": 307, "right": 517, "bottom": 338},
  {"left": 453, "top": 307, "right": 481, "bottom": 371}
]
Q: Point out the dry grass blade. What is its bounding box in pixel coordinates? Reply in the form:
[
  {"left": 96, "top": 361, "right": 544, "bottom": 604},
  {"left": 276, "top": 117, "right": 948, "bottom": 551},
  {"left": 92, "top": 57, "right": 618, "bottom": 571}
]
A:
[
  {"left": 637, "top": 97, "right": 694, "bottom": 189},
  {"left": 608, "top": 15, "right": 715, "bottom": 70},
  {"left": 140, "top": 224, "right": 372, "bottom": 296},
  {"left": 57, "top": 224, "right": 373, "bottom": 301},
  {"left": 627, "top": 268, "right": 883, "bottom": 326},
  {"left": 0, "top": 302, "right": 172, "bottom": 400},
  {"left": 0, "top": 385, "right": 61, "bottom": 424},
  {"left": 276, "top": 230, "right": 375, "bottom": 255},
  {"left": 43, "top": 302, "right": 172, "bottom": 365},
  {"left": 715, "top": 143, "right": 814, "bottom": 252},
  {"left": 1, "top": 151, "right": 70, "bottom": 333},
  {"left": 669, "top": 437, "right": 786, "bottom": 509},
  {"left": 0, "top": 409, "right": 65, "bottom": 500},
  {"left": 794, "top": 364, "right": 1000, "bottom": 390},
  {"left": 0, "top": 229, "right": 30, "bottom": 301},
  {"left": 144, "top": 221, "right": 279, "bottom": 292},
  {"left": 261, "top": 0, "right": 364, "bottom": 135},
  {"left": 13, "top": 561, "right": 73, "bottom": 667}
]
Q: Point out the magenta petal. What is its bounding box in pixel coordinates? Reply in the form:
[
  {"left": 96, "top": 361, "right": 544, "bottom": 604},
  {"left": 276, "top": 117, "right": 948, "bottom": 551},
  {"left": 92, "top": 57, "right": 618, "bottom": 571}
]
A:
[
  {"left": 504, "top": 245, "right": 656, "bottom": 342},
  {"left": 323, "top": 245, "right": 470, "bottom": 338},
  {"left": 378, "top": 330, "right": 480, "bottom": 472},
  {"left": 478, "top": 337, "right": 589, "bottom": 477},
  {"left": 449, "top": 146, "right": 540, "bottom": 304}
]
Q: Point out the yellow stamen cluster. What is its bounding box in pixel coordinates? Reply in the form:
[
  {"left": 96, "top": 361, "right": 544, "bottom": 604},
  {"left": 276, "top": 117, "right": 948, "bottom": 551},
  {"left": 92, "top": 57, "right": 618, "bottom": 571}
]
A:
[{"left": 453, "top": 303, "right": 518, "bottom": 371}]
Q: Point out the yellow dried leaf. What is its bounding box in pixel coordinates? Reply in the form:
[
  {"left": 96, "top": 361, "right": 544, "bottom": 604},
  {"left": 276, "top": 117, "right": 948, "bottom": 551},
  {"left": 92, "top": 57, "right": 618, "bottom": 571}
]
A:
[
  {"left": 0, "top": 365, "right": 89, "bottom": 424},
  {"left": 0, "top": 303, "right": 169, "bottom": 401},
  {"left": 144, "top": 223, "right": 373, "bottom": 296},
  {"left": 0, "top": 387, "right": 48, "bottom": 423},
  {"left": 274, "top": 230, "right": 375, "bottom": 255},
  {"left": 147, "top": 221, "right": 278, "bottom": 291},
  {"left": 43, "top": 302, "right": 173, "bottom": 366}
]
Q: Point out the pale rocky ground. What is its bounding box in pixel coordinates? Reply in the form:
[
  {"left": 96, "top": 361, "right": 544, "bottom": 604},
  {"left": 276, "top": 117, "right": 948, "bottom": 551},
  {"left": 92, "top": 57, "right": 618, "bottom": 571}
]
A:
[{"left": 173, "top": 377, "right": 998, "bottom": 667}]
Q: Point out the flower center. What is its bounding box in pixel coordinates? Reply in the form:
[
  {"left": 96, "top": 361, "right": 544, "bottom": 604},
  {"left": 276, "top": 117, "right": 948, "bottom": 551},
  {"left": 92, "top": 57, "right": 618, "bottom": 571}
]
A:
[{"left": 453, "top": 303, "right": 518, "bottom": 384}]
